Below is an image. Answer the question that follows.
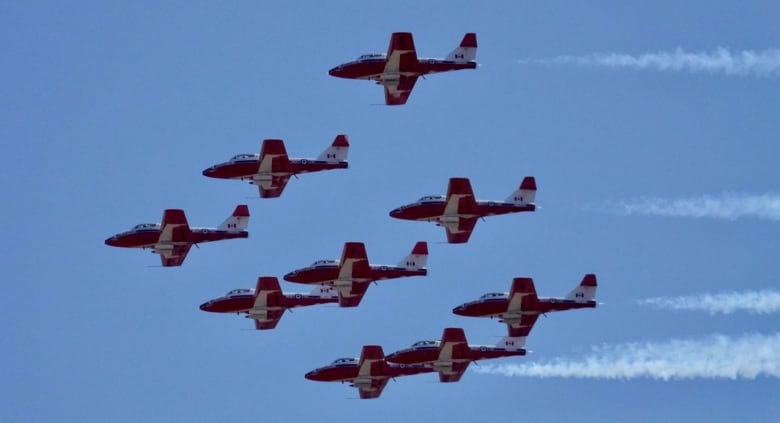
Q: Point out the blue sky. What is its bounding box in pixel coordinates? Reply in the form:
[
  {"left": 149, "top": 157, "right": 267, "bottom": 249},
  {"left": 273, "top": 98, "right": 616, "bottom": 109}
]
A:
[{"left": 1, "top": 1, "right": 778, "bottom": 422}]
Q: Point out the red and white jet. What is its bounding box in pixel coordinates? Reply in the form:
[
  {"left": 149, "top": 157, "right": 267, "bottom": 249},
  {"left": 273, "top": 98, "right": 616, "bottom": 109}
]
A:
[
  {"left": 389, "top": 177, "right": 537, "bottom": 243},
  {"left": 202, "top": 135, "right": 349, "bottom": 198},
  {"left": 328, "top": 32, "right": 477, "bottom": 105},
  {"left": 199, "top": 276, "right": 338, "bottom": 330},
  {"left": 385, "top": 327, "right": 526, "bottom": 383},
  {"left": 104, "top": 205, "right": 250, "bottom": 267},
  {"left": 305, "top": 345, "right": 433, "bottom": 399},
  {"left": 452, "top": 274, "right": 598, "bottom": 337},
  {"left": 283, "top": 241, "right": 428, "bottom": 307}
]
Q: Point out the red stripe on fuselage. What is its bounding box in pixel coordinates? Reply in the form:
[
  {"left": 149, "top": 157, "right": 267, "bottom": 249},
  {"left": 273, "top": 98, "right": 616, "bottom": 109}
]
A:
[
  {"left": 329, "top": 60, "right": 476, "bottom": 80},
  {"left": 390, "top": 201, "right": 535, "bottom": 221},
  {"left": 105, "top": 229, "right": 247, "bottom": 248},
  {"left": 453, "top": 298, "right": 597, "bottom": 317},
  {"left": 203, "top": 160, "right": 347, "bottom": 180},
  {"left": 284, "top": 265, "right": 426, "bottom": 284}
]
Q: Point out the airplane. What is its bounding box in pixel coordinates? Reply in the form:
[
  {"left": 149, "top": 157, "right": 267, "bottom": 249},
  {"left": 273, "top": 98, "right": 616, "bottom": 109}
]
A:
[
  {"left": 104, "top": 205, "right": 250, "bottom": 267},
  {"left": 452, "top": 274, "right": 598, "bottom": 337},
  {"left": 305, "top": 345, "right": 433, "bottom": 399},
  {"left": 199, "top": 276, "right": 338, "bottom": 330},
  {"left": 283, "top": 241, "right": 428, "bottom": 307},
  {"left": 385, "top": 327, "right": 526, "bottom": 383},
  {"left": 389, "top": 177, "right": 537, "bottom": 243},
  {"left": 328, "top": 32, "right": 477, "bottom": 105},
  {"left": 202, "top": 135, "right": 349, "bottom": 198}
]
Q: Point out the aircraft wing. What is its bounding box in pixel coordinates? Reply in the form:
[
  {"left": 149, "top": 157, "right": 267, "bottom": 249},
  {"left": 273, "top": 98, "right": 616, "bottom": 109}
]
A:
[
  {"left": 157, "top": 209, "right": 191, "bottom": 266},
  {"left": 443, "top": 217, "right": 478, "bottom": 244},
  {"left": 358, "top": 377, "right": 389, "bottom": 399},
  {"left": 158, "top": 244, "right": 191, "bottom": 267},
  {"left": 439, "top": 362, "right": 470, "bottom": 383},
  {"left": 384, "top": 75, "right": 418, "bottom": 106},
  {"left": 506, "top": 313, "right": 539, "bottom": 338},
  {"left": 384, "top": 32, "right": 418, "bottom": 74},
  {"left": 250, "top": 309, "right": 285, "bottom": 330},
  {"left": 254, "top": 139, "right": 291, "bottom": 198},
  {"left": 257, "top": 175, "right": 290, "bottom": 198},
  {"left": 336, "top": 281, "right": 369, "bottom": 307}
]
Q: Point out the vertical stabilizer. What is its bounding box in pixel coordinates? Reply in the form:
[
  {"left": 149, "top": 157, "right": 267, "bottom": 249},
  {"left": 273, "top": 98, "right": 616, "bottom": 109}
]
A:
[
  {"left": 565, "top": 274, "right": 598, "bottom": 301},
  {"left": 398, "top": 241, "right": 428, "bottom": 270},
  {"left": 505, "top": 177, "right": 537, "bottom": 206},
  {"left": 218, "top": 205, "right": 250, "bottom": 232},
  {"left": 316, "top": 134, "right": 350, "bottom": 162},
  {"left": 445, "top": 33, "right": 478, "bottom": 63}
]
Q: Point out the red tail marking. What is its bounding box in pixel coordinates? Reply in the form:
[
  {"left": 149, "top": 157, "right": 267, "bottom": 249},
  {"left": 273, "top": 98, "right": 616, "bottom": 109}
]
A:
[
  {"left": 411, "top": 241, "right": 428, "bottom": 255},
  {"left": 581, "top": 274, "right": 598, "bottom": 287},
  {"left": 332, "top": 134, "right": 349, "bottom": 147},
  {"left": 520, "top": 176, "right": 537, "bottom": 191},
  {"left": 232, "top": 205, "right": 250, "bottom": 217},
  {"left": 460, "top": 33, "right": 477, "bottom": 48}
]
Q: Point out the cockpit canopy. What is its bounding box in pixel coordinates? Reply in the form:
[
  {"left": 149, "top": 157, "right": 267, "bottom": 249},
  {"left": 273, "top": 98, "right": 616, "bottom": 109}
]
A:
[
  {"left": 480, "top": 292, "right": 509, "bottom": 300},
  {"left": 417, "top": 195, "right": 445, "bottom": 203},
  {"left": 412, "top": 340, "right": 440, "bottom": 347},
  {"left": 332, "top": 357, "right": 358, "bottom": 365},
  {"left": 132, "top": 223, "right": 160, "bottom": 231},
  {"left": 358, "top": 53, "right": 386, "bottom": 60},
  {"left": 311, "top": 259, "right": 339, "bottom": 267},
  {"left": 226, "top": 288, "right": 252, "bottom": 296},
  {"left": 230, "top": 153, "right": 258, "bottom": 162}
]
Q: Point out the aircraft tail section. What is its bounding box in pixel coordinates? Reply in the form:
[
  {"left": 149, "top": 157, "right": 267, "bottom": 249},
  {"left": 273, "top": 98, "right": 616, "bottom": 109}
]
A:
[
  {"left": 565, "top": 274, "right": 598, "bottom": 302},
  {"left": 505, "top": 176, "right": 537, "bottom": 206},
  {"left": 397, "top": 241, "right": 428, "bottom": 270},
  {"left": 496, "top": 336, "right": 527, "bottom": 352},
  {"left": 309, "top": 285, "right": 338, "bottom": 298},
  {"left": 316, "top": 134, "right": 350, "bottom": 162},
  {"left": 218, "top": 205, "right": 250, "bottom": 232},
  {"left": 445, "top": 33, "right": 477, "bottom": 63}
]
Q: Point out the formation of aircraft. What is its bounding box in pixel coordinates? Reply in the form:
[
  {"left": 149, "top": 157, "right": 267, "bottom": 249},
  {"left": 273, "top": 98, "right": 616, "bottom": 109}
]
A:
[
  {"left": 305, "top": 345, "right": 433, "bottom": 399},
  {"left": 107, "top": 32, "right": 599, "bottom": 399},
  {"left": 453, "top": 274, "right": 598, "bottom": 336},
  {"left": 202, "top": 135, "right": 349, "bottom": 198},
  {"left": 105, "top": 205, "right": 250, "bottom": 266},
  {"left": 199, "top": 276, "right": 338, "bottom": 330},
  {"left": 389, "top": 177, "right": 537, "bottom": 243},
  {"left": 385, "top": 327, "right": 526, "bottom": 382},
  {"left": 329, "top": 32, "right": 478, "bottom": 105},
  {"left": 284, "top": 241, "right": 428, "bottom": 307}
]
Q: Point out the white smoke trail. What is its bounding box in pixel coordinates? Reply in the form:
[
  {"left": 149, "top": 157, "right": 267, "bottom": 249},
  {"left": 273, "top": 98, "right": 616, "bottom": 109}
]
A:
[
  {"left": 639, "top": 290, "right": 780, "bottom": 315},
  {"left": 475, "top": 333, "right": 780, "bottom": 380},
  {"left": 603, "top": 192, "right": 780, "bottom": 221},
  {"left": 519, "top": 47, "right": 780, "bottom": 78}
]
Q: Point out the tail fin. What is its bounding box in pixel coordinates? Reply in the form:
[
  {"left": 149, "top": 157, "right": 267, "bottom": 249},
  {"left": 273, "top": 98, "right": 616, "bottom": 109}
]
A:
[
  {"left": 309, "top": 285, "right": 338, "bottom": 298},
  {"left": 565, "top": 274, "right": 598, "bottom": 301},
  {"left": 496, "top": 336, "right": 527, "bottom": 352},
  {"left": 316, "top": 134, "right": 349, "bottom": 162},
  {"left": 397, "top": 241, "right": 428, "bottom": 270},
  {"left": 505, "top": 176, "right": 536, "bottom": 206},
  {"left": 446, "top": 33, "right": 477, "bottom": 63},
  {"left": 218, "top": 205, "right": 250, "bottom": 232}
]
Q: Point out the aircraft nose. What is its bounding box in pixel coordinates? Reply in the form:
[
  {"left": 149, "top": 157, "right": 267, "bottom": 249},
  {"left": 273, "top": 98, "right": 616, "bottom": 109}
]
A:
[
  {"left": 304, "top": 370, "right": 320, "bottom": 381},
  {"left": 451, "top": 305, "right": 466, "bottom": 316},
  {"left": 202, "top": 166, "right": 216, "bottom": 178},
  {"left": 104, "top": 236, "right": 119, "bottom": 246},
  {"left": 199, "top": 301, "right": 214, "bottom": 312}
]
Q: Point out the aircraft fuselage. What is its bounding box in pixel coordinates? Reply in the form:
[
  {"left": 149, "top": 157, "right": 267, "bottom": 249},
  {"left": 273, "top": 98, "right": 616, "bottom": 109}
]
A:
[
  {"left": 202, "top": 158, "right": 347, "bottom": 180},
  {"left": 389, "top": 200, "right": 536, "bottom": 221},
  {"left": 104, "top": 227, "right": 248, "bottom": 248},
  {"left": 199, "top": 292, "right": 337, "bottom": 313},
  {"left": 329, "top": 56, "right": 477, "bottom": 80},
  {"left": 452, "top": 297, "right": 597, "bottom": 318},
  {"left": 283, "top": 264, "right": 427, "bottom": 284}
]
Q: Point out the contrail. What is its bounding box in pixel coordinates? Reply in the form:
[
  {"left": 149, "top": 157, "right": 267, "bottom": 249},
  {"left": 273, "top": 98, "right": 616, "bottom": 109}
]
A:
[
  {"left": 601, "top": 192, "right": 780, "bottom": 221},
  {"left": 639, "top": 290, "right": 780, "bottom": 315},
  {"left": 475, "top": 333, "right": 780, "bottom": 380},
  {"left": 519, "top": 47, "right": 780, "bottom": 78}
]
